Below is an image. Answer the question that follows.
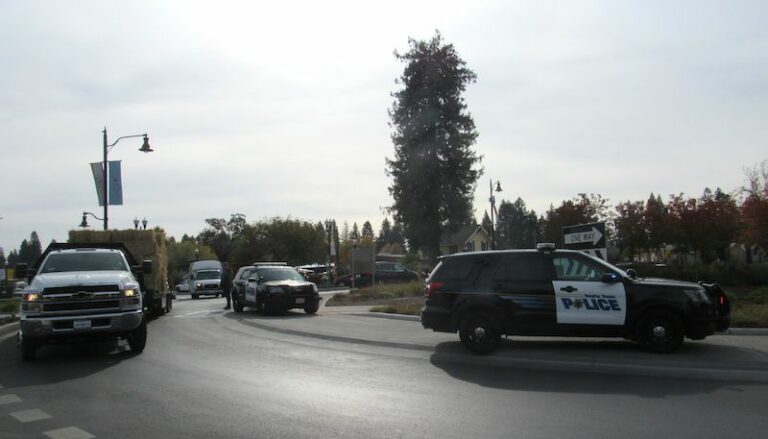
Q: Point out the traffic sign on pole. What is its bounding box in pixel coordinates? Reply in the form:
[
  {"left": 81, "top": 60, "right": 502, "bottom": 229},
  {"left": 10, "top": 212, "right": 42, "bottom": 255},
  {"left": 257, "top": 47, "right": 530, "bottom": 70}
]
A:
[{"left": 563, "top": 222, "right": 607, "bottom": 260}]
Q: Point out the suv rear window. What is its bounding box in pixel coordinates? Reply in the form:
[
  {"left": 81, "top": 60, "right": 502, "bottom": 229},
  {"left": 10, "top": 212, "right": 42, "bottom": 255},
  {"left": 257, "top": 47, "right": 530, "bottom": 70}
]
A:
[
  {"left": 495, "top": 254, "right": 548, "bottom": 282},
  {"left": 430, "top": 255, "right": 490, "bottom": 282}
]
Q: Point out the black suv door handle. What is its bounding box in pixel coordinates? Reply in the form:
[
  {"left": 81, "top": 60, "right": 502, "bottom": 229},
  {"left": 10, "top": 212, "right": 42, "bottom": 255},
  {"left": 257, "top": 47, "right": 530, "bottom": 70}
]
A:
[{"left": 560, "top": 286, "right": 578, "bottom": 293}]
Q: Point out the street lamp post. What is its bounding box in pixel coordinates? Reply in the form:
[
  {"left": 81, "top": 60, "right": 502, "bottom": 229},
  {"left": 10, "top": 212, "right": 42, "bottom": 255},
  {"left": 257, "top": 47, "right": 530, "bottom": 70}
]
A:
[
  {"left": 102, "top": 127, "right": 153, "bottom": 230},
  {"left": 79, "top": 211, "right": 105, "bottom": 228},
  {"left": 488, "top": 179, "right": 503, "bottom": 250},
  {"left": 324, "top": 219, "right": 334, "bottom": 285}
]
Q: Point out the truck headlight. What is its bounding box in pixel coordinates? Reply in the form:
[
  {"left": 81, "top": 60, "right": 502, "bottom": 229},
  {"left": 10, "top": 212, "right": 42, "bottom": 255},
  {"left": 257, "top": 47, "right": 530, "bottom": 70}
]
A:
[
  {"left": 24, "top": 293, "right": 41, "bottom": 302},
  {"left": 196, "top": 283, "right": 203, "bottom": 288},
  {"left": 122, "top": 288, "right": 138, "bottom": 297}
]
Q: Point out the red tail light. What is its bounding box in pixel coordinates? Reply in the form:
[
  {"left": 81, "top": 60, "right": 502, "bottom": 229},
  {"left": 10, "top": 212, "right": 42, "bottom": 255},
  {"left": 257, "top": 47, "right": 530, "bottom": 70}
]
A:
[
  {"left": 425, "top": 281, "right": 445, "bottom": 297},
  {"left": 720, "top": 295, "right": 726, "bottom": 306}
]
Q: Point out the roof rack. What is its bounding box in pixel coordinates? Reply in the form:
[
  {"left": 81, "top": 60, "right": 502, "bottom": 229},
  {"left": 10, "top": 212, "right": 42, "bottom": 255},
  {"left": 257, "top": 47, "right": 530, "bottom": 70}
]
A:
[{"left": 251, "top": 262, "right": 288, "bottom": 266}]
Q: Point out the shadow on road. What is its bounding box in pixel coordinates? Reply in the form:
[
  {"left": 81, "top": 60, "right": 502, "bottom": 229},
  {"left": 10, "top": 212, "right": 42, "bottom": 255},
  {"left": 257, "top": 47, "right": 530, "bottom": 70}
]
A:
[
  {"left": 0, "top": 334, "right": 136, "bottom": 389},
  {"left": 429, "top": 339, "right": 764, "bottom": 398}
]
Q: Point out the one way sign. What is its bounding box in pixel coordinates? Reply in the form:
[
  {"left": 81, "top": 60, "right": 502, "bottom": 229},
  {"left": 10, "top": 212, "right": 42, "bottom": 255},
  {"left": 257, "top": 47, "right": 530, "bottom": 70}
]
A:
[{"left": 563, "top": 222, "right": 607, "bottom": 260}]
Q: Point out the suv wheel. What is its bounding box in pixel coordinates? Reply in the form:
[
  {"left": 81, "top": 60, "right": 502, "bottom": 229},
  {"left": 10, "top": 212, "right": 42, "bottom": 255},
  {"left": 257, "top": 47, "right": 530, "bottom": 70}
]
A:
[
  {"left": 20, "top": 336, "right": 39, "bottom": 362},
  {"left": 128, "top": 318, "right": 148, "bottom": 354},
  {"left": 459, "top": 312, "right": 501, "bottom": 354},
  {"left": 637, "top": 310, "right": 684, "bottom": 353},
  {"left": 304, "top": 299, "right": 320, "bottom": 315}
]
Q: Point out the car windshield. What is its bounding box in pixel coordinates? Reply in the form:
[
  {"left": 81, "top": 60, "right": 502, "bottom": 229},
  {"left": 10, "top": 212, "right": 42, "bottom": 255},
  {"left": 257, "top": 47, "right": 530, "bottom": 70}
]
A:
[
  {"left": 196, "top": 270, "right": 221, "bottom": 280},
  {"left": 255, "top": 267, "right": 305, "bottom": 282},
  {"left": 40, "top": 252, "right": 128, "bottom": 273}
]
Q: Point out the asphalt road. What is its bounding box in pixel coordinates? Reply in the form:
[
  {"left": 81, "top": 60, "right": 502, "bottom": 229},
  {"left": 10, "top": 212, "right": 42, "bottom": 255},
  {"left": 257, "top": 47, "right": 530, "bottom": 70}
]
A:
[{"left": 1, "top": 297, "right": 767, "bottom": 439}]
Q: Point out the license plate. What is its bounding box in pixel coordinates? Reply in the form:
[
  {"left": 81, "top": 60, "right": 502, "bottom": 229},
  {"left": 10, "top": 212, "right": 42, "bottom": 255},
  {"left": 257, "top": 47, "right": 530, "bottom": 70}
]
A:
[
  {"left": 74, "top": 320, "right": 91, "bottom": 329},
  {"left": 295, "top": 298, "right": 306, "bottom": 304}
]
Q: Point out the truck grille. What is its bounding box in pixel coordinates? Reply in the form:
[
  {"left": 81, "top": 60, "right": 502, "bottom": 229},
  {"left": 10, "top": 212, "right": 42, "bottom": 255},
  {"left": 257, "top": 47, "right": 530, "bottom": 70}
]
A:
[
  {"left": 43, "top": 300, "right": 120, "bottom": 312},
  {"left": 202, "top": 284, "right": 220, "bottom": 290},
  {"left": 42, "top": 285, "right": 120, "bottom": 295}
]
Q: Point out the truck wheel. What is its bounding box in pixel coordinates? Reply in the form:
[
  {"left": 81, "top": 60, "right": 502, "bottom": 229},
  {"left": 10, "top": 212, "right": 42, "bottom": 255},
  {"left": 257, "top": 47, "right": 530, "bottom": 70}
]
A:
[
  {"left": 155, "top": 297, "right": 166, "bottom": 316},
  {"left": 20, "top": 336, "right": 39, "bottom": 362},
  {"left": 304, "top": 299, "right": 320, "bottom": 315},
  {"left": 128, "top": 318, "right": 148, "bottom": 354},
  {"left": 233, "top": 298, "right": 244, "bottom": 313},
  {"left": 459, "top": 312, "right": 501, "bottom": 355},
  {"left": 637, "top": 310, "right": 684, "bottom": 353}
]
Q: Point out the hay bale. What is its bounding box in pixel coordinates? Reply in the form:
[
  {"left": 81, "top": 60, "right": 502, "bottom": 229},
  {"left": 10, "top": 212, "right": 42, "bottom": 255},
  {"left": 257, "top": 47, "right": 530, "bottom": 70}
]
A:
[{"left": 69, "top": 229, "right": 168, "bottom": 292}]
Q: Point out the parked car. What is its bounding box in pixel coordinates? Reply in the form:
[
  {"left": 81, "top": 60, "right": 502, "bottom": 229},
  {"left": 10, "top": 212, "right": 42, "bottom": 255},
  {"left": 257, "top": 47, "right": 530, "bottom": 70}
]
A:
[
  {"left": 335, "top": 262, "right": 419, "bottom": 287},
  {"left": 174, "top": 274, "right": 190, "bottom": 293},
  {"left": 421, "top": 244, "right": 731, "bottom": 354}
]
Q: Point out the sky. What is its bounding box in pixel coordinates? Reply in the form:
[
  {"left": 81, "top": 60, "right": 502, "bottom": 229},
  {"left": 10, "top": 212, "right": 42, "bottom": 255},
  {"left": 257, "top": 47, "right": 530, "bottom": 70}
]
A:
[{"left": 1, "top": 0, "right": 767, "bottom": 255}]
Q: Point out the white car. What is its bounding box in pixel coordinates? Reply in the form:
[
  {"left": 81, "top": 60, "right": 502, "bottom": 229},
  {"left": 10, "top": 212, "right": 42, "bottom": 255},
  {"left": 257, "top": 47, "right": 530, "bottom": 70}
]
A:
[{"left": 175, "top": 275, "right": 190, "bottom": 293}]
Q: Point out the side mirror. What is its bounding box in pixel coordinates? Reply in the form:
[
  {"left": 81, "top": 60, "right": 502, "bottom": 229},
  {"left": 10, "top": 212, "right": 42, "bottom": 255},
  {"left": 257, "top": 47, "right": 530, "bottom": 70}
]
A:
[
  {"left": 142, "top": 260, "right": 153, "bottom": 275},
  {"left": 601, "top": 273, "right": 622, "bottom": 283},
  {"left": 626, "top": 268, "right": 638, "bottom": 279}
]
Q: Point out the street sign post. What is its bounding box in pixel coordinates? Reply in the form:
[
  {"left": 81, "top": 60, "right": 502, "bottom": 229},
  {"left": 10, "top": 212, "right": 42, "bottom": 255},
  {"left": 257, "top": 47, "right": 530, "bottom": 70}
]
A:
[{"left": 563, "top": 222, "right": 607, "bottom": 260}]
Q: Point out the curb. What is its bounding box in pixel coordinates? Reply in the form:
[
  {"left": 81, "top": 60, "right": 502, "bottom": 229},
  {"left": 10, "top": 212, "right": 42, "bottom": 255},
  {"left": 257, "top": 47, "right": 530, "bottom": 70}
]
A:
[
  {"left": 348, "top": 312, "right": 420, "bottom": 322},
  {"left": 724, "top": 328, "right": 768, "bottom": 335}
]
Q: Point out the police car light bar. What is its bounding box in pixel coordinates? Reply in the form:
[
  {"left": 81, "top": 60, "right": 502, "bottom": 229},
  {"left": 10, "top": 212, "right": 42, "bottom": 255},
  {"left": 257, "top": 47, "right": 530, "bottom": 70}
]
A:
[{"left": 536, "top": 243, "right": 556, "bottom": 252}]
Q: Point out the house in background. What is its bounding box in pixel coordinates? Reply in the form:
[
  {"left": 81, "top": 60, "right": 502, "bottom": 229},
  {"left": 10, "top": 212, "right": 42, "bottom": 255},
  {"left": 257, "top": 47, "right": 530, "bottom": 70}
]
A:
[{"left": 440, "top": 225, "right": 490, "bottom": 255}]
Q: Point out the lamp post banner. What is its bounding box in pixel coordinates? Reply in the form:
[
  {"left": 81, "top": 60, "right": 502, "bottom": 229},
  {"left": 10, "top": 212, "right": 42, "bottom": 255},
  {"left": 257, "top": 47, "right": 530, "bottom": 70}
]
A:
[
  {"left": 90, "top": 160, "right": 123, "bottom": 206},
  {"left": 108, "top": 160, "right": 123, "bottom": 205},
  {"left": 90, "top": 162, "right": 105, "bottom": 207}
]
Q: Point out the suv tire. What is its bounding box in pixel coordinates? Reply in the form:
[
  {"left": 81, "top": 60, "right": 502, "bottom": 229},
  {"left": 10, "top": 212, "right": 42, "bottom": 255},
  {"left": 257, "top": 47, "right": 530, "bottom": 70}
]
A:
[
  {"left": 636, "top": 310, "right": 684, "bottom": 353},
  {"left": 459, "top": 312, "right": 501, "bottom": 354},
  {"left": 304, "top": 299, "right": 320, "bottom": 315},
  {"left": 233, "top": 298, "right": 244, "bottom": 313},
  {"left": 127, "top": 318, "right": 147, "bottom": 354}
]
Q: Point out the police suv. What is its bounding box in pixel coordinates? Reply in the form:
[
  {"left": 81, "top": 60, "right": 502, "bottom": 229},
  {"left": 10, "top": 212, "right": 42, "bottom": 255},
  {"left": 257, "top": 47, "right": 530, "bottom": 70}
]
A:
[
  {"left": 421, "top": 244, "right": 730, "bottom": 354},
  {"left": 232, "top": 264, "right": 320, "bottom": 315}
]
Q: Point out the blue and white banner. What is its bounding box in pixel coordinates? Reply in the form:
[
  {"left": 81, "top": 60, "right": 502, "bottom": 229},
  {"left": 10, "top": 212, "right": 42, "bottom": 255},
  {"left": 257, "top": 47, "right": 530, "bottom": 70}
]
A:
[
  {"left": 108, "top": 160, "right": 123, "bottom": 205},
  {"left": 90, "top": 161, "right": 123, "bottom": 206}
]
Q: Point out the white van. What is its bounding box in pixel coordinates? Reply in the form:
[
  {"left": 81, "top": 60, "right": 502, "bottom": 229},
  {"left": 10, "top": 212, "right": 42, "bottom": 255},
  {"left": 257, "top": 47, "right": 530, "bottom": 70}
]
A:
[{"left": 188, "top": 260, "right": 223, "bottom": 299}]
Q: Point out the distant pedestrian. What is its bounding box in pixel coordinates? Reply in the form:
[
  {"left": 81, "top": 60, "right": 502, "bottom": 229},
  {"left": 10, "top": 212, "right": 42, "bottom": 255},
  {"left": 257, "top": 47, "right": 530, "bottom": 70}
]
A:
[{"left": 221, "top": 262, "right": 233, "bottom": 310}]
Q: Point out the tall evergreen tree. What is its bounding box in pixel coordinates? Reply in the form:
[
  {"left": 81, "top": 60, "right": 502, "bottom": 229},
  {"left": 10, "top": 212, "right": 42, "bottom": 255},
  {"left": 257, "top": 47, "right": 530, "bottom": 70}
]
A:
[
  {"left": 386, "top": 31, "right": 482, "bottom": 261},
  {"left": 361, "top": 221, "right": 374, "bottom": 239},
  {"left": 0, "top": 248, "right": 6, "bottom": 267},
  {"left": 350, "top": 222, "right": 361, "bottom": 241},
  {"left": 496, "top": 198, "right": 538, "bottom": 249}
]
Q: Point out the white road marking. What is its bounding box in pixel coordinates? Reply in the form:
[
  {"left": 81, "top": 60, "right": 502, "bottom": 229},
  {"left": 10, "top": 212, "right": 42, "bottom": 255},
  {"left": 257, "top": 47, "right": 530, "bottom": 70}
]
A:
[
  {"left": 10, "top": 408, "right": 52, "bottom": 423},
  {"left": 0, "top": 394, "right": 22, "bottom": 405},
  {"left": 44, "top": 426, "right": 95, "bottom": 439}
]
